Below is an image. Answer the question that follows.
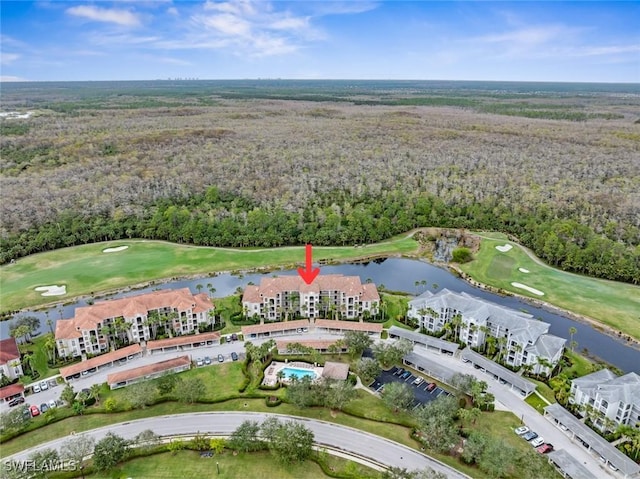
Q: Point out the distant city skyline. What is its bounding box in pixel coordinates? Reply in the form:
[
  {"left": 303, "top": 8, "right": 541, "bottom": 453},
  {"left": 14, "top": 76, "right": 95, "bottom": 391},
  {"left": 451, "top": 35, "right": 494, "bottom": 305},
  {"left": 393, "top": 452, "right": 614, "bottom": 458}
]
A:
[{"left": 1, "top": 1, "right": 638, "bottom": 83}]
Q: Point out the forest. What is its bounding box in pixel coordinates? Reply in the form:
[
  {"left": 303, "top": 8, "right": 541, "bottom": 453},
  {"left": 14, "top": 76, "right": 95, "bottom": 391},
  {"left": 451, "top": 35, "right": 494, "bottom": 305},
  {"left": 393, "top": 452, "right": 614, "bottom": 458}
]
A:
[{"left": 1, "top": 81, "right": 639, "bottom": 284}]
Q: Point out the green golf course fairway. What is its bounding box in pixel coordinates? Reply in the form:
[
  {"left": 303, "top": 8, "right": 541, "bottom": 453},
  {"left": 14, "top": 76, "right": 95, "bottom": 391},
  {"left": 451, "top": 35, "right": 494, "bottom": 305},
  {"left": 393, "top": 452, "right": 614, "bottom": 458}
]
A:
[
  {"left": 460, "top": 234, "right": 640, "bottom": 342},
  {"left": 0, "top": 235, "right": 418, "bottom": 312}
]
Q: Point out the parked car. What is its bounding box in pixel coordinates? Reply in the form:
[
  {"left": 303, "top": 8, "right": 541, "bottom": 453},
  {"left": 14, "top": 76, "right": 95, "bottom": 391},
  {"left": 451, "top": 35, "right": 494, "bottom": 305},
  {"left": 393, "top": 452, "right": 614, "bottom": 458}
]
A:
[
  {"left": 536, "top": 443, "right": 554, "bottom": 454},
  {"left": 218, "top": 354, "right": 225, "bottom": 363},
  {"left": 8, "top": 397, "right": 25, "bottom": 407},
  {"left": 296, "top": 328, "right": 303, "bottom": 333},
  {"left": 530, "top": 437, "right": 545, "bottom": 448},
  {"left": 40, "top": 381, "right": 49, "bottom": 391},
  {"left": 32, "top": 384, "right": 41, "bottom": 394},
  {"left": 395, "top": 368, "right": 405, "bottom": 376},
  {"left": 426, "top": 382, "right": 437, "bottom": 392},
  {"left": 196, "top": 358, "right": 204, "bottom": 367},
  {"left": 514, "top": 426, "right": 530, "bottom": 436},
  {"left": 413, "top": 377, "right": 423, "bottom": 386},
  {"left": 231, "top": 333, "right": 238, "bottom": 341},
  {"left": 204, "top": 356, "right": 212, "bottom": 365},
  {"left": 29, "top": 405, "right": 40, "bottom": 417},
  {"left": 231, "top": 352, "right": 239, "bottom": 361},
  {"left": 48, "top": 399, "right": 57, "bottom": 409},
  {"left": 21, "top": 406, "right": 31, "bottom": 420},
  {"left": 72, "top": 373, "right": 81, "bottom": 379},
  {"left": 40, "top": 403, "right": 48, "bottom": 413},
  {"left": 400, "top": 371, "right": 411, "bottom": 379},
  {"left": 522, "top": 431, "right": 538, "bottom": 442}
]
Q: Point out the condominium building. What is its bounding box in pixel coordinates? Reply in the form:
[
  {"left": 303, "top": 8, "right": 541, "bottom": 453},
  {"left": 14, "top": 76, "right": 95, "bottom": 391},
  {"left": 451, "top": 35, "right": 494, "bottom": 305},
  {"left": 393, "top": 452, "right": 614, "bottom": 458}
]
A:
[
  {"left": 0, "top": 338, "right": 23, "bottom": 380},
  {"left": 242, "top": 274, "right": 379, "bottom": 321},
  {"left": 408, "top": 289, "right": 565, "bottom": 376},
  {"left": 570, "top": 369, "right": 640, "bottom": 430},
  {"left": 55, "top": 288, "right": 215, "bottom": 358}
]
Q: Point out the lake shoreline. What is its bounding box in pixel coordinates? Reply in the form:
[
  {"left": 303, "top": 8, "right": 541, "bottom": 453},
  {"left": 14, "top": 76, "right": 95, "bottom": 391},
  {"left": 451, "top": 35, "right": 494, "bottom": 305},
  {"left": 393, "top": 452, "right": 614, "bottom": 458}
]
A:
[{"left": 449, "top": 263, "right": 640, "bottom": 352}]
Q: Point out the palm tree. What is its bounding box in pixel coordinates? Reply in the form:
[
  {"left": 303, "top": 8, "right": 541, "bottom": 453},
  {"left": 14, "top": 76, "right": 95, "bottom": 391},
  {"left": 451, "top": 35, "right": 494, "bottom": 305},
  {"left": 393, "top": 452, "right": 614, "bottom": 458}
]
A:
[
  {"left": 44, "top": 333, "right": 57, "bottom": 364},
  {"left": 145, "top": 311, "right": 161, "bottom": 340},
  {"left": 569, "top": 327, "right": 577, "bottom": 352},
  {"left": 90, "top": 384, "right": 101, "bottom": 404},
  {"left": 207, "top": 309, "right": 216, "bottom": 331},
  {"left": 22, "top": 353, "right": 33, "bottom": 376},
  {"left": 414, "top": 280, "right": 420, "bottom": 295},
  {"left": 196, "top": 284, "right": 203, "bottom": 294},
  {"left": 420, "top": 280, "right": 427, "bottom": 291},
  {"left": 431, "top": 283, "right": 439, "bottom": 290},
  {"left": 276, "top": 370, "right": 285, "bottom": 385},
  {"left": 451, "top": 313, "right": 463, "bottom": 343}
]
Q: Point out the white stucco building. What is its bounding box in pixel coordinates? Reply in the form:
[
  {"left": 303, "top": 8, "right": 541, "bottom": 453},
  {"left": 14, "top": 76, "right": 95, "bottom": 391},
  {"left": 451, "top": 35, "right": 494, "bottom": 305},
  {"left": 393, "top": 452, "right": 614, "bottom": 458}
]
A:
[
  {"left": 408, "top": 289, "right": 565, "bottom": 376},
  {"left": 570, "top": 369, "right": 640, "bottom": 431},
  {"left": 242, "top": 274, "right": 379, "bottom": 321},
  {"left": 55, "top": 288, "right": 215, "bottom": 358}
]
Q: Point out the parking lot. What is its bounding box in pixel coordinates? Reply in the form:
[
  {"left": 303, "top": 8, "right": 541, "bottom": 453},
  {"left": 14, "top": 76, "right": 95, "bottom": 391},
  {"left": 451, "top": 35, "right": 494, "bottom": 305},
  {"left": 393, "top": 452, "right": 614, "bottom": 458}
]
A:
[{"left": 369, "top": 366, "right": 451, "bottom": 407}]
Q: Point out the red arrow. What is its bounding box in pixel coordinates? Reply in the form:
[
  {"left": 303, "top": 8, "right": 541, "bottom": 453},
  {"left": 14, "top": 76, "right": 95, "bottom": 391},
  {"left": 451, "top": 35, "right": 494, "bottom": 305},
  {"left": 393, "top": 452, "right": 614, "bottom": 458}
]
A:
[{"left": 298, "top": 244, "right": 320, "bottom": 285}]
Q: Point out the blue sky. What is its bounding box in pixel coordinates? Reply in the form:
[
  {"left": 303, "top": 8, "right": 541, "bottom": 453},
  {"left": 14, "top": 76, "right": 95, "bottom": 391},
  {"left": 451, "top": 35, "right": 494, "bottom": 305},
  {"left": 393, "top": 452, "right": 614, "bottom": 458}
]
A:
[{"left": 1, "top": 1, "right": 639, "bottom": 82}]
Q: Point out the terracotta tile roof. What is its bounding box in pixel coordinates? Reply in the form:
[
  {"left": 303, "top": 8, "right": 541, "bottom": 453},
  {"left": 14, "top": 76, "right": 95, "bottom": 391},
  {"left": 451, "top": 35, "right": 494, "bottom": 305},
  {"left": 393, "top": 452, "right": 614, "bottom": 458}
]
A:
[
  {"left": 361, "top": 283, "right": 380, "bottom": 302},
  {"left": 276, "top": 339, "right": 340, "bottom": 351},
  {"left": 314, "top": 319, "right": 383, "bottom": 333},
  {"left": 241, "top": 319, "right": 310, "bottom": 336},
  {"left": 242, "top": 285, "right": 261, "bottom": 303},
  {"left": 0, "top": 338, "right": 20, "bottom": 365},
  {"left": 107, "top": 356, "right": 191, "bottom": 385},
  {"left": 321, "top": 361, "right": 350, "bottom": 380},
  {"left": 146, "top": 332, "right": 221, "bottom": 350},
  {"left": 60, "top": 344, "right": 142, "bottom": 378},
  {"left": 55, "top": 319, "right": 82, "bottom": 340},
  {"left": 242, "top": 274, "right": 378, "bottom": 301},
  {"left": 55, "top": 288, "right": 214, "bottom": 340},
  {"left": 0, "top": 383, "right": 25, "bottom": 400}
]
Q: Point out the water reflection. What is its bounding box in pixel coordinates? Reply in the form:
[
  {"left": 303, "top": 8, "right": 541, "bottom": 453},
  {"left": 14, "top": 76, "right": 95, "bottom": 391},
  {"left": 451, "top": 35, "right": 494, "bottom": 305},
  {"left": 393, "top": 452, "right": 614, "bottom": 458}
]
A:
[{"left": 3, "top": 258, "right": 638, "bottom": 373}]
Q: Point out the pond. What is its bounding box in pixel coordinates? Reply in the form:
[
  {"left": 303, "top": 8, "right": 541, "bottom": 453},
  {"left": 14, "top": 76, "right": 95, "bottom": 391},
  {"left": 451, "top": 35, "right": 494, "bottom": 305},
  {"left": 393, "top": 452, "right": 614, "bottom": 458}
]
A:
[{"left": 2, "top": 258, "right": 638, "bottom": 374}]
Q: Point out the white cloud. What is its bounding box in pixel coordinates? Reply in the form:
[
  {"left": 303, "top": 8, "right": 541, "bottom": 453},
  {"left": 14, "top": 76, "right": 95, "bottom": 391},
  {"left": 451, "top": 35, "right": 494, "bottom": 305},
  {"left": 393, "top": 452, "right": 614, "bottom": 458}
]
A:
[
  {"left": 0, "top": 75, "right": 29, "bottom": 82},
  {"left": 167, "top": 7, "right": 179, "bottom": 16},
  {"left": 475, "top": 25, "right": 571, "bottom": 47},
  {"left": 0, "top": 52, "right": 20, "bottom": 65},
  {"left": 197, "top": 13, "right": 252, "bottom": 36},
  {"left": 66, "top": 5, "right": 141, "bottom": 27},
  {"left": 188, "top": 1, "right": 323, "bottom": 57}
]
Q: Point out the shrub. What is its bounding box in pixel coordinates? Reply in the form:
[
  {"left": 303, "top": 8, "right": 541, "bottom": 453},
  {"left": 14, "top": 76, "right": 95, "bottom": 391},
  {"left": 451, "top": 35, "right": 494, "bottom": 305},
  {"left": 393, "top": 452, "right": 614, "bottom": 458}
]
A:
[{"left": 266, "top": 396, "right": 281, "bottom": 407}]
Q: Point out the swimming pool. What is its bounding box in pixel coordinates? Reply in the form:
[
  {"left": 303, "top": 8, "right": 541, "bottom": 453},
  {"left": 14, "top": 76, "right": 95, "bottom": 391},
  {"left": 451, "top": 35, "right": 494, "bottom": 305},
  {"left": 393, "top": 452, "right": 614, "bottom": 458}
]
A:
[{"left": 280, "top": 367, "right": 317, "bottom": 380}]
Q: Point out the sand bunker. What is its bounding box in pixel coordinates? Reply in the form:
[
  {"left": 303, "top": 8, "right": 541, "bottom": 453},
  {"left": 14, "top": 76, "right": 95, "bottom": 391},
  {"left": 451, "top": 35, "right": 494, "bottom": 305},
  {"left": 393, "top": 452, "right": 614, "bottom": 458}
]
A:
[
  {"left": 35, "top": 285, "right": 67, "bottom": 296},
  {"left": 103, "top": 246, "right": 129, "bottom": 253},
  {"left": 518, "top": 268, "right": 530, "bottom": 273},
  {"left": 495, "top": 244, "right": 513, "bottom": 253},
  {"left": 511, "top": 282, "right": 544, "bottom": 296}
]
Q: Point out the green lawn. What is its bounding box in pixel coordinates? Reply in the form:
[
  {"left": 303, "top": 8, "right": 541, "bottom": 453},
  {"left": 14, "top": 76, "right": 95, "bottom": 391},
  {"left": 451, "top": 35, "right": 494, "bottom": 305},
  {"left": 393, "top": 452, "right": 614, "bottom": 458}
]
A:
[
  {"left": 460, "top": 235, "right": 640, "bottom": 341},
  {"left": 18, "top": 334, "right": 59, "bottom": 381},
  {"left": 0, "top": 235, "right": 418, "bottom": 312},
  {"left": 525, "top": 393, "right": 550, "bottom": 414},
  {"left": 86, "top": 450, "right": 377, "bottom": 479}
]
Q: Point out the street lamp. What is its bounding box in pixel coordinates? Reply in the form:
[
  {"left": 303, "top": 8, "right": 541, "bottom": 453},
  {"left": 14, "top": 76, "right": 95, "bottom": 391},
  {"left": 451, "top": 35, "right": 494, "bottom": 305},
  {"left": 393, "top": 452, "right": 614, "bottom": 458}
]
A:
[{"left": 216, "top": 461, "right": 220, "bottom": 474}]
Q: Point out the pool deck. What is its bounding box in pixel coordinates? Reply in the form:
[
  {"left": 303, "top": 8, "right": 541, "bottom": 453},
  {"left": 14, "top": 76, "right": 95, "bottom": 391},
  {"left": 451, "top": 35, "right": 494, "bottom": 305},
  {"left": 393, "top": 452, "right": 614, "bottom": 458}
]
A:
[{"left": 263, "top": 361, "right": 324, "bottom": 386}]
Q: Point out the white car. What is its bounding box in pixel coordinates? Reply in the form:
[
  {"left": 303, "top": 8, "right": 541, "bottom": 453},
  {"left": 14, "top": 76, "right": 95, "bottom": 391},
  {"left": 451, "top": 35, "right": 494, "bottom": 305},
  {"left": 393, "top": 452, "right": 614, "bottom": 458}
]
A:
[
  {"left": 530, "top": 437, "right": 545, "bottom": 448},
  {"left": 196, "top": 358, "right": 204, "bottom": 367},
  {"left": 514, "top": 426, "right": 530, "bottom": 436},
  {"left": 40, "top": 381, "right": 49, "bottom": 391},
  {"left": 48, "top": 399, "right": 57, "bottom": 409},
  {"left": 32, "top": 384, "right": 41, "bottom": 394}
]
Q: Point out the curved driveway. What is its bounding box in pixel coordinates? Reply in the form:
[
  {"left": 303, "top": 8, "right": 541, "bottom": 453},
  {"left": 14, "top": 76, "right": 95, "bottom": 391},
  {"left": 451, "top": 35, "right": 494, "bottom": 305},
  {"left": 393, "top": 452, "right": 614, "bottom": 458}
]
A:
[{"left": 4, "top": 412, "right": 468, "bottom": 478}]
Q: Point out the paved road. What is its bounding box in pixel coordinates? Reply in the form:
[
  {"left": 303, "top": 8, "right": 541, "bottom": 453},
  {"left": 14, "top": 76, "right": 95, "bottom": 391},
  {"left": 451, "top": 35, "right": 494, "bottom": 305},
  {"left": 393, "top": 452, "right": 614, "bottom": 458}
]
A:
[
  {"left": 3, "top": 330, "right": 617, "bottom": 478},
  {"left": 422, "top": 349, "right": 617, "bottom": 479},
  {"left": 3, "top": 412, "right": 469, "bottom": 478}
]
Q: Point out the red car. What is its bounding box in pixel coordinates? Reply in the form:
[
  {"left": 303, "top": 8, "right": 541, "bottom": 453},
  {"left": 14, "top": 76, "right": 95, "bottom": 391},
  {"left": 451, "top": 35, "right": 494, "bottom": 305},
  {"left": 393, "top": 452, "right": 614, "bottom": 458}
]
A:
[
  {"left": 536, "top": 443, "right": 554, "bottom": 454},
  {"left": 426, "top": 383, "right": 437, "bottom": 392},
  {"left": 29, "top": 405, "right": 40, "bottom": 417}
]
